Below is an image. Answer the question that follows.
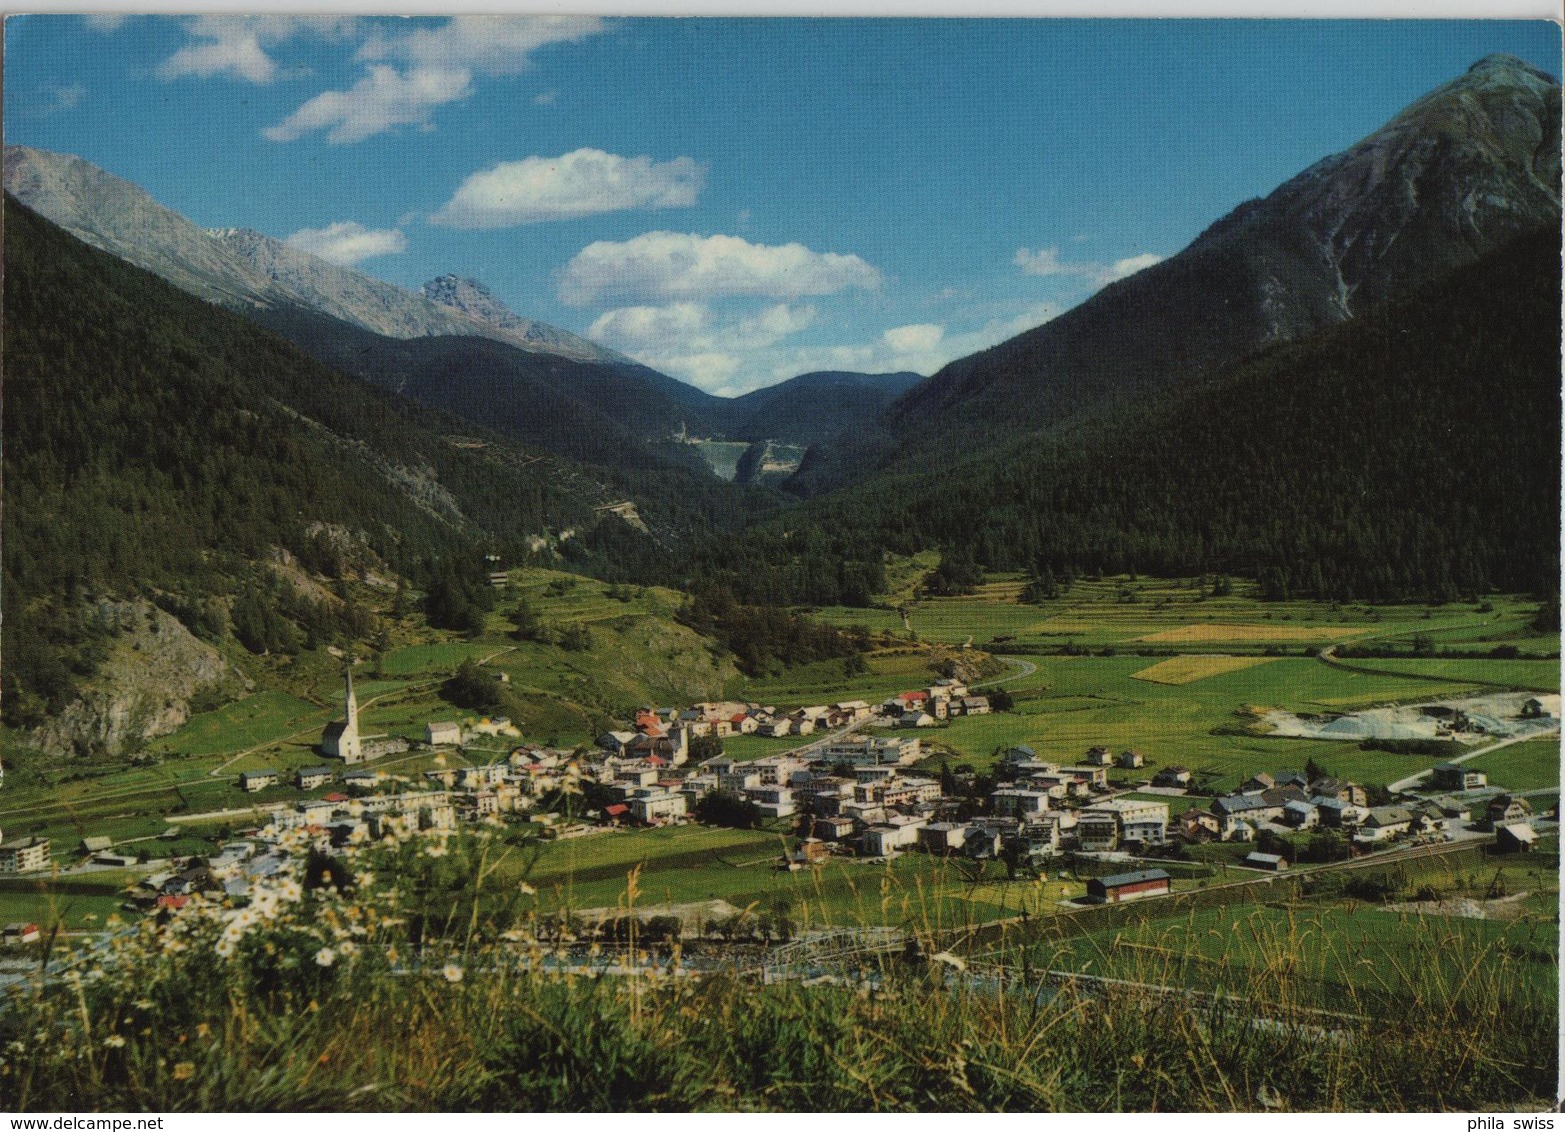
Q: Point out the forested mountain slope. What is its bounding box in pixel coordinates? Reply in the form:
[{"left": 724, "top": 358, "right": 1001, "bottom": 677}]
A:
[
  {"left": 793, "top": 55, "right": 1560, "bottom": 494},
  {"left": 0, "top": 195, "right": 649, "bottom": 732},
  {"left": 705, "top": 225, "right": 1562, "bottom": 607}
]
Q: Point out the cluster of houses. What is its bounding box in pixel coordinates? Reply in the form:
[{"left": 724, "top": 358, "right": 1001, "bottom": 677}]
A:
[
  {"left": 1174, "top": 766, "right": 1543, "bottom": 853},
  {"left": 595, "top": 679, "right": 991, "bottom": 748}
]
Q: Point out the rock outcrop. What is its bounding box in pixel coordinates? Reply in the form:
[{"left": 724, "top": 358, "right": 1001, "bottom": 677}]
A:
[{"left": 26, "top": 599, "right": 245, "bottom": 758}]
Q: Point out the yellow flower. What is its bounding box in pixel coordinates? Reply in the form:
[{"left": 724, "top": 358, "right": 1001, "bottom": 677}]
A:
[{"left": 172, "top": 1061, "right": 195, "bottom": 1081}]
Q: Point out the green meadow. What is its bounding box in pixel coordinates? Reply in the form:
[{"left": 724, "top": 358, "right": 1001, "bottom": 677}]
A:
[
  {"left": 811, "top": 571, "right": 1550, "bottom": 653},
  {"left": 520, "top": 834, "right": 1084, "bottom": 930},
  {"left": 1462, "top": 738, "right": 1563, "bottom": 792},
  {"left": 907, "top": 654, "right": 1518, "bottom": 791},
  {"left": 1023, "top": 896, "right": 1558, "bottom": 1008}
]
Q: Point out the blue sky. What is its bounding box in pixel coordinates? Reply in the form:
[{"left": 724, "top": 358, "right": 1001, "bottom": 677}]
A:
[{"left": 6, "top": 16, "right": 1560, "bottom": 396}]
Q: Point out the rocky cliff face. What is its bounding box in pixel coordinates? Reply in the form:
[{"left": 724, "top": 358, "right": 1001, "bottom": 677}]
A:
[
  {"left": 26, "top": 599, "right": 246, "bottom": 758},
  {"left": 1198, "top": 53, "right": 1561, "bottom": 323}
]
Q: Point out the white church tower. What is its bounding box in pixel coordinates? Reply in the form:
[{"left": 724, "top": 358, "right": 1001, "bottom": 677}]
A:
[{"left": 321, "top": 670, "right": 362, "bottom": 763}]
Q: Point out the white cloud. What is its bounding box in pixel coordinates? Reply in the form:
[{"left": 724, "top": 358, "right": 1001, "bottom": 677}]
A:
[
  {"left": 432, "top": 149, "right": 703, "bottom": 228},
  {"left": 582, "top": 296, "right": 1060, "bottom": 397},
  {"left": 1014, "top": 244, "right": 1164, "bottom": 286},
  {"left": 1108, "top": 252, "right": 1164, "bottom": 279},
  {"left": 533, "top": 89, "right": 559, "bottom": 106},
  {"left": 882, "top": 323, "right": 944, "bottom": 355},
  {"left": 158, "top": 16, "right": 355, "bottom": 85},
  {"left": 586, "top": 301, "right": 816, "bottom": 391},
  {"left": 35, "top": 82, "right": 87, "bottom": 114},
  {"left": 264, "top": 65, "right": 472, "bottom": 144},
  {"left": 283, "top": 221, "right": 406, "bottom": 266},
  {"left": 83, "top": 14, "right": 128, "bottom": 33},
  {"left": 263, "top": 17, "right": 604, "bottom": 145},
  {"left": 357, "top": 16, "right": 604, "bottom": 76},
  {"left": 560, "top": 231, "right": 881, "bottom": 306},
  {"left": 1013, "top": 246, "right": 1078, "bottom": 278}
]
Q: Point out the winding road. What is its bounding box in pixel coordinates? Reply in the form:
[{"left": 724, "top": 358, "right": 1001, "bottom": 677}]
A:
[{"left": 973, "top": 655, "right": 1037, "bottom": 688}]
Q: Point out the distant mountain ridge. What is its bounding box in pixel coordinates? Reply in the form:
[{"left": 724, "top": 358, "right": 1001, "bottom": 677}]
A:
[
  {"left": 714, "top": 370, "right": 925, "bottom": 446},
  {"left": 2, "top": 145, "right": 623, "bottom": 365},
  {"left": 418, "top": 272, "right": 630, "bottom": 362},
  {"left": 854, "top": 54, "right": 1562, "bottom": 479},
  {"left": 1, "top": 145, "right": 910, "bottom": 468}
]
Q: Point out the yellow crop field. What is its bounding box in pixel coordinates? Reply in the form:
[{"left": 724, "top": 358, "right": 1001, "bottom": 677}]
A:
[
  {"left": 1138, "top": 623, "right": 1372, "bottom": 643},
  {"left": 1130, "top": 655, "right": 1281, "bottom": 685}
]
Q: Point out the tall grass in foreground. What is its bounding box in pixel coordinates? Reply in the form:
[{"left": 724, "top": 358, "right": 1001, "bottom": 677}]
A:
[{"left": 1, "top": 828, "right": 1556, "bottom": 1112}]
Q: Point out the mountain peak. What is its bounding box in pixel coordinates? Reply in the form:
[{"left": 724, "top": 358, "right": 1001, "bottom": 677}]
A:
[
  {"left": 1467, "top": 52, "right": 1557, "bottom": 83},
  {"left": 421, "top": 274, "right": 519, "bottom": 328},
  {"left": 872, "top": 55, "right": 1561, "bottom": 470}
]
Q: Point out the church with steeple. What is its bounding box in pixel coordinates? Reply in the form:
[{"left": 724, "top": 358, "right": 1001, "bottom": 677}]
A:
[{"left": 320, "top": 670, "right": 363, "bottom": 763}]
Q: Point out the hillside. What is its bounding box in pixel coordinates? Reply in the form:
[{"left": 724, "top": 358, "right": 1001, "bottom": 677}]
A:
[
  {"left": 703, "top": 225, "right": 1562, "bottom": 607},
  {"left": 713, "top": 370, "right": 925, "bottom": 446},
  {"left": 247, "top": 303, "right": 777, "bottom": 539},
  {"left": 797, "top": 55, "right": 1561, "bottom": 492},
  {"left": 0, "top": 195, "right": 654, "bottom": 749}
]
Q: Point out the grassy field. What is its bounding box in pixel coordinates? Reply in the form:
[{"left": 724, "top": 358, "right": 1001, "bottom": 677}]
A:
[
  {"left": 811, "top": 570, "right": 1550, "bottom": 655},
  {"left": 1328, "top": 656, "right": 1560, "bottom": 691},
  {"left": 907, "top": 654, "right": 1498, "bottom": 790},
  {"left": 1024, "top": 897, "right": 1557, "bottom": 1008},
  {"left": 527, "top": 840, "right": 1082, "bottom": 930},
  {"left": 725, "top": 648, "right": 959, "bottom": 707},
  {"left": 716, "top": 732, "right": 823, "bottom": 761},
  {"left": 156, "top": 691, "right": 331, "bottom": 758},
  {"left": 378, "top": 641, "right": 499, "bottom": 677},
  {"left": 1130, "top": 655, "right": 1280, "bottom": 684},
  {"left": 1461, "top": 738, "right": 1563, "bottom": 792}
]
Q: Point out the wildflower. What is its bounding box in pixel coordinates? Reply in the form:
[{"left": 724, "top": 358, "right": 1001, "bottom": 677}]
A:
[
  {"left": 103, "top": 1035, "right": 126, "bottom": 1049},
  {"left": 519, "top": 882, "right": 537, "bottom": 896},
  {"left": 172, "top": 1061, "right": 195, "bottom": 1081},
  {"left": 315, "top": 947, "right": 336, "bottom": 967},
  {"left": 426, "top": 843, "right": 447, "bottom": 858},
  {"left": 442, "top": 963, "right": 464, "bottom": 984}
]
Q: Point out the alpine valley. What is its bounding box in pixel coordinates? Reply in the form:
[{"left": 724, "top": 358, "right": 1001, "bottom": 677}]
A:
[{"left": 2, "top": 28, "right": 1560, "bottom": 1115}]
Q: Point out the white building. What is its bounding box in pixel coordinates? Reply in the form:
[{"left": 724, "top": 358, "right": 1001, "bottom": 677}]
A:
[
  {"left": 321, "top": 672, "right": 363, "bottom": 762},
  {"left": 990, "top": 788, "right": 1052, "bottom": 819},
  {"left": 629, "top": 790, "right": 688, "bottom": 824},
  {"left": 1082, "top": 798, "right": 1169, "bottom": 845}
]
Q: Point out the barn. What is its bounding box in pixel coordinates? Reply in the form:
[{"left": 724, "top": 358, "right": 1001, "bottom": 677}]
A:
[{"left": 1086, "top": 868, "right": 1172, "bottom": 904}]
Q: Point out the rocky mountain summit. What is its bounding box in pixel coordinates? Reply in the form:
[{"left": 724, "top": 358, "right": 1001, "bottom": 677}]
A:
[
  {"left": 885, "top": 54, "right": 1562, "bottom": 449},
  {"left": 420, "top": 273, "right": 622, "bottom": 360},
  {"left": 3, "top": 145, "right": 621, "bottom": 365}
]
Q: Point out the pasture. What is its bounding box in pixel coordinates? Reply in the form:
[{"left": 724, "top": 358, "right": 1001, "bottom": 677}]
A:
[
  {"left": 1138, "top": 623, "right": 1370, "bottom": 644},
  {"left": 1023, "top": 898, "right": 1557, "bottom": 1009},
  {"left": 1130, "top": 655, "right": 1280, "bottom": 685},
  {"left": 810, "top": 569, "right": 1550, "bottom": 657},
  {"left": 911, "top": 655, "right": 1499, "bottom": 790},
  {"left": 1462, "top": 738, "right": 1562, "bottom": 792},
  {"left": 526, "top": 840, "right": 1075, "bottom": 931}
]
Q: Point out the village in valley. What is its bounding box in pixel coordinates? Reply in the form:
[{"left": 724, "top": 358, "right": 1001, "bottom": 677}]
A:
[{"left": 3, "top": 575, "right": 1557, "bottom": 941}]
